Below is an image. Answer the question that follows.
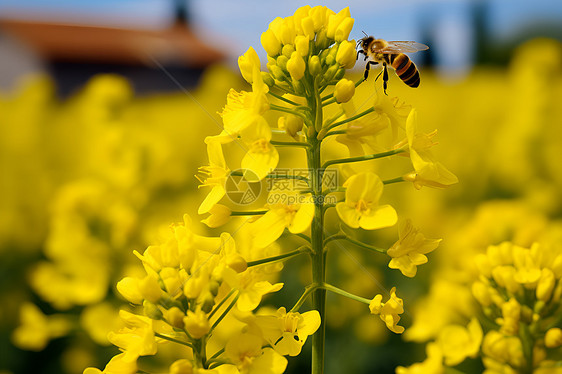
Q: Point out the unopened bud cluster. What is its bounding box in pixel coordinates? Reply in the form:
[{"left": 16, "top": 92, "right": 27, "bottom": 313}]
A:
[
  {"left": 472, "top": 242, "right": 562, "bottom": 372},
  {"left": 260, "top": 6, "right": 355, "bottom": 97}
]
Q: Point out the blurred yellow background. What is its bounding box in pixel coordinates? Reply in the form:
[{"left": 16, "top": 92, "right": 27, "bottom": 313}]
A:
[{"left": 1, "top": 1, "right": 561, "bottom": 373}]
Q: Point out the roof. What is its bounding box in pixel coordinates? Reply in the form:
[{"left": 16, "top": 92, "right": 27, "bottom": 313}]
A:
[{"left": 0, "top": 18, "right": 225, "bottom": 67}]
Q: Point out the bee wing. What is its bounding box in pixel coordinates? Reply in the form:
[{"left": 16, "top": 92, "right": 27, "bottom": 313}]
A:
[{"left": 376, "top": 41, "right": 429, "bottom": 54}]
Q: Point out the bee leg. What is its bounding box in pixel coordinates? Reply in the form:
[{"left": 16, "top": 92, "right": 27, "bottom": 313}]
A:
[
  {"left": 356, "top": 50, "right": 365, "bottom": 61},
  {"left": 382, "top": 63, "right": 389, "bottom": 95},
  {"left": 364, "top": 61, "right": 378, "bottom": 80}
]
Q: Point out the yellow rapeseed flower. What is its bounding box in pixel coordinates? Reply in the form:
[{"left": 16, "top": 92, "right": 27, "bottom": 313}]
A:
[
  {"left": 197, "top": 142, "right": 229, "bottom": 214},
  {"left": 369, "top": 287, "right": 405, "bottom": 334},
  {"left": 387, "top": 219, "right": 441, "bottom": 277},
  {"left": 404, "top": 109, "right": 458, "bottom": 189},
  {"left": 254, "top": 307, "right": 321, "bottom": 356},
  {"left": 240, "top": 119, "right": 279, "bottom": 181},
  {"left": 107, "top": 310, "right": 157, "bottom": 361},
  {"left": 436, "top": 318, "right": 483, "bottom": 366},
  {"left": 252, "top": 192, "right": 314, "bottom": 248},
  {"left": 83, "top": 353, "right": 137, "bottom": 374},
  {"left": 336, "top": 172, "right": 397, "bottom": 230},
  {"left": 224, "top": 332, "right": 288, "bottom": 374}
]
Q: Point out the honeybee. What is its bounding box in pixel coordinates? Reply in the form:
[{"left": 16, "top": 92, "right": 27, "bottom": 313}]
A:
[{"left": 357, "top": 35, "right": 429, "bottom": 94}]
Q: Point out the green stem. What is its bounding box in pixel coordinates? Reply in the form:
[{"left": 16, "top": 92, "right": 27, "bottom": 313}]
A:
[
  {"left": 247, "top": 246, "right": 310, "bottom": 267},
  {"left": 322, "top": 187, "right": 345, "bottom": 195},
  {"left": 154, "top": 332, "right": 194, "bottom": 348},
  {"left": 290, "top": 284, "right": 320, "bottom": 312},
  {"left": 270, "top": 104, "right": 309, "bottom": 122},
  {"left": 308, "top": 84, "right": 326, "bottom": 374},
  {"left": 323, "top": 107, "right": 375, "bottom": 133},
  {"left": 208, "top": 347, "right": 225, "bottom": 361},
  {"left": 230, "top": 210, "right": 267, "bottom": 216},
  {"left": 324, "top": 234, "right": 387, "bottom": 254},
  {"left": 271, "top": 140, "right": 311, "bottom": 148},
  {"left": 321, "top": 283, "right": 371, "bottom": 305},
  {"left": 322, "top": 149, "right": 405, "bottom": 169},
  {"left": 268, "top": 91, "right": 300, "bottom": 106},
  {"left": 322, "top": 110, "right": 345, "bottom": 130},
  {"left": 322, "top": 97, "right": 337, "bottom": 106},
  {"left": 323, "top": 130, "right": 347, "bottom": 138},
  {"left": 383, "top": 176, "right": 405, "bottom": 185},
  {"left": 208, "top": 289, "right": 237, "bottom": 320},
  {"left": 354, "top": 77, "right": 366, "bottom": 87},
  {"left": 323, "top": 233, "right": 346, "bottom": 246},
  {"left": 211, "top": 293, "right": 239, "bottom": 331},
  {"left": 294, "top": 232, "right": 312, "bottom": 243}
]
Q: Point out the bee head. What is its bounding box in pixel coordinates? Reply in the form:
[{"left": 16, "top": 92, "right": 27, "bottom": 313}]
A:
[{"left": 358, "top": 36, "right": 374, "bottom": 51}]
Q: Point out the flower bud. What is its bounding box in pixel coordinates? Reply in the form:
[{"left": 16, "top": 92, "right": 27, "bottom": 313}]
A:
[
  {"left": 318, "top": 48, "right": 330, "bottom": 63},
  {"left": 279, "top": 114, "right": 304, "bottom": 138},
  {"left": 336, "top": 40, "right": 356, "bottom": 69},
  {"left": 301, "top": 16, "right": 315, "bottom": 39},
  {"left": 287, "top": 52, "right": 306, "bottom": 80},
  {"left": 492, "top": 266, "right": 520, "bottom": 294},
  {"left": 282, "top": 44, "right": 296, "bottom": 59},
  {"left": 238, "top": 47, "right": 260, "bottom": 84},
  {"left": 160, "top": 268, "right": 182, "bottom": 297},
  {"left": 164, "top": 307, "right": 185, "bottom": 329},
  {"left": 261, "top": 72, "right": 275, "bottom": 88},
  {"left": 209, "top": 280, "right": 220, "bottom": 296},
  {"left": 536, "top": 268, "right": 555, "bottom": 302},
  {"left": 170, "top": 359, "right": 193, "bottom": 374},
  {"left": 200, "top": 292, "right": 215, "bottom": 313},
  {"left": 295, "top": 35, "right": 309, "bottom": 57},
  {"left": 226, "top": 253, "right": 248, "bottom": 273},
  {"left": 545, "top": 328, "right": 562, "bottom": 348},
  {"left": 334, "top": 78, "right": 355, "bottom": 103},
  {"left": 308, "top": 55, "right": 321, "bottom": 76},
  {"left": 201, "top": 204, "right": 231, "bottom": 228},
  {"left": 310, "top": 6, "right": 328, "bottom": 31},
  {"left": 552, "top": 254, "right": 562, "bottom": 278},
  {"left": 116, "top": 277, "right": 143, "bottom": 304},
  {"left": 183, "top": 310, "right": 211, "bottom": 339},
  {"left": 184, "top": 275, "right": 205, "bottom": 299},
  {"left": 276, "top": 20, "right": 295, "bottom": 45},
  {"left": 143, "top": 300, "right": 163, "bottom": 320},
  {"left": 315, "top": 29, "right": 330, "bottom": 50},
  {"left": 334, "top": 67, "right": 345, "bottom": 80},
  {"left": 269, "top": 65, "right": 286, "bottom": 81},
  {"left": 292, "top": 78, "right": 305, "bottom": 95},
  {"left": 323, "top": 65, "right": 338, "bottom": 82},
  {"left": 335, "top": 19, "right": 354, "bottom": 42},
  {"left": 326, "top": 7, "right": 351, "bottom": 39},
  {"left": 472, "top": 281, "right": 492, "bottom": 307},
  {"left": 277, "top": 55, "right": 289, "bottom": 71},
  {"left": 139, "top": 274, "right": 162, "bottom": 303},
  {"left": 261, "top": 29, "right": 281, "bottom": 56}
]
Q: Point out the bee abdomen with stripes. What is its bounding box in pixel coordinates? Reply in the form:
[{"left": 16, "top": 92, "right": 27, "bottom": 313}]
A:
[{"left": 386, "top": 53, "right": 420, "bottom": 88}]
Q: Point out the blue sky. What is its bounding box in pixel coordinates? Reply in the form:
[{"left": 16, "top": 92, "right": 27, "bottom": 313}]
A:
[{"left": 1, "top": 0, "right": 561, "bottom": 71}]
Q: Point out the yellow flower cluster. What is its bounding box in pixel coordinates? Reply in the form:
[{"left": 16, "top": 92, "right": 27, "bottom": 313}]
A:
[
  {"left": 6, "top": 67, "right": 245, "bottom": 366},
  {"left": 84, "top": 214, "right": 319, "bottom": 373},
  {"left": 85, "top": 5, "right": 456, "bottom": 374},
  {"left": 399, "top": 239, "right": 562, "bottom": 373}
]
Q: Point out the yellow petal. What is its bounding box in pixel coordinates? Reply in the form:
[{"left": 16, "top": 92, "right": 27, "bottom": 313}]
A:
[
  {"left": 241, "top": 146, "right": 279, "bottom": 182},
  {"left": 336, "top": 202, "right": 360, "bottom": 228},
  {"left": 288, "top": 199, "right": 314, "bottom": 233},
  {"left": 359, "top": 204, "right": 397, "bottom": 230},
  {"left": 198, "top": 185, "right": 226, "bottom": 214},
  {"left": 252, "top": 209, "right": 286, "bottom": 248}
]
